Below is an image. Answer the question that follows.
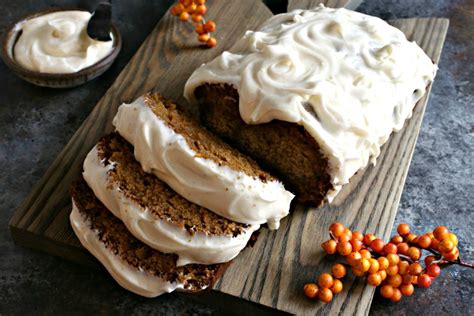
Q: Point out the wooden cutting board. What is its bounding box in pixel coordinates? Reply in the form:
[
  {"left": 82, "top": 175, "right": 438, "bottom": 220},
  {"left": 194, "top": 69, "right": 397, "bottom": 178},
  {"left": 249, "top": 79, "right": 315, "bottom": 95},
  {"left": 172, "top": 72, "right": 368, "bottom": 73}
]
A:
[{"left": 9, "top": 0, "right": 448, "bottom": 314}]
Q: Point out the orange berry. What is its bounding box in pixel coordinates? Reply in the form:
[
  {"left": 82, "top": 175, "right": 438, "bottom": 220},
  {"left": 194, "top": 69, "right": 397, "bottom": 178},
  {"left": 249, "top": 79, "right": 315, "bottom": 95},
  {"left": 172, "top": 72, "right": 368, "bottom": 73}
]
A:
[
  {"left": 398, "top": 261, "right": 409, "bottom": 275},
  {"left": 397, "top": 223, "right": 410, "bottom": 236},
  {"left": 412, "top": 275, "right": 418, "bottom": 285},
  {"left": 377, "top": 257, "right": 389, "bottom": 270},
  {"left": 304, "top": 283, "right": 319, "bottom": 299},
  {"left": 425, "top": 255, "right": 437, "bottom": 266},
  {"left": 390, "top": 288, "right": 402, "bottom": 302},
  {"left": 380, "top": 285, "right": 394, "bottom": 299},
  {"left": 331, "top": 279, "right": 343, "bottom": 294},
  {"left": 350, "top": 239, "right": 364, "bottom": 252},
  {"left": 171, "top": 4, "right": 184, "bottom": 15},
  {"left": 318, "top": 288, "right": 333, "bottom": 303},
  {"left": 185, "top": 3, "right": 197, "bottom": 13},
  {"left": 443, "top": 247, "right": 459, "bottom": 261},
  {"left": 360, "top": 249, "right": 372, "bottom": 259},
  {"left": 198, "top": 33, "right": 210, "bottom": 43},
  {"left": 206, "top": 37, "right": 217, "bottom": 48},
  {"left": 408, "top": 262, "right": 423, "bottom": 275},
  {"left": 330, "top": 222, "right": 345, "bottom": 238},
  {"left": 331, "top": 264, "right": 347, "bottom": 279},
  {"left": 400, "top": 283, "right": 414, "bottom": 296},
  {"left": 406, "top": 233, "right": 417, "bottom": 243},
  {"left": 195, "top": 0, "right": 206, "bottom": 4},
  {"left": 337, "top": 241, "right": 353, "bottom": 256},
  {"left": 397, "top": 242, "right": 409, "bottom": 255},
  {"left": 192, "top": 14, "right": 203, "bottom": 23},
  {"left": 344, "top": 228, "right": 352, "bottom": 238},
  {"left": 370, "top": 238, "right": 384, "bottom": 253},
  {"left": 318, "top": 273, "right": 334, "bottom": 289},
  {"left": 391, "top": 235, "right": 403, "bottom": 244},
  {"left": 386, "top": 264, "right": 399, "bottom": 276},
  {"left": 204, "top": 20, "right": 216, "bottom": 32},
  {"left": 355, "top": 258, "right": 371, "bottom": 273},
  {"left": 402, "top": 274, "right": 414, "bottom": 285},
  {"left": 388, "top": 274, "right": 402, "bottom": 287},
  {"left": 363, "top": 234, "right": 376, "bottom": 246},
  {"left": 433, "top": 226, "right": 449, "bottom": 241},
  {"left": 387, "top": 253, "right": 400, "bottom": 266},
  {"left": 367, "top": 273, "right": 382, "bottom": 286},
  {"left": 448, "top": 233, "right": 458, "bottom": 246},
  {"left": 426, "top": 264, "right": 441, "bottom": 278},
  {"left": 439, "top": 239, "right": 454, "bottom": 253},
  {"left": 383, "top": 243, "right": 398, "bottom": 255},
  {"left": 427, "top": 232, "right": 435, "bottom": 239},
  {"left": 407, "top": 247, "right": 421, "bottom": 260},
  {"left": 418, "top": 234, "right": 432, "bottom": 249},
  {"left": 339, "top": 234, "right": 351, "bottom": 243},
  {"left": 431, "top": 238, "right": 440, "bottom": 250},
  {"left": 321, "top": 239, "right": 337, "bottom": 255},
  {"left": 417, "top": 274, "right": 432, "bottom": 288},
  {"left": 352, "top": 231, "right": 364, "bottom": 241},
  {"left": 346, "top": 251, "right": 362, "bottom": 266},
  {"left": 378, "top": 270, "right": 387, "bottom": 281},
  {"left": 195, "top": 24, "right": 205, "bottom": 34},
  {"left": 195, "top": 4, "right": 207, "bottom": 15},
  {"left": 352, "top": 266, "right": 366, "bottom": 277},
  {"left": 368, "top": 258, "right": 380, "bottom": 274},
  {"left": 180, "top": 0, "right": 192, "bottom": 5},
  {"left": 179, "top": 11, "right": 190, "bottom": 21}
]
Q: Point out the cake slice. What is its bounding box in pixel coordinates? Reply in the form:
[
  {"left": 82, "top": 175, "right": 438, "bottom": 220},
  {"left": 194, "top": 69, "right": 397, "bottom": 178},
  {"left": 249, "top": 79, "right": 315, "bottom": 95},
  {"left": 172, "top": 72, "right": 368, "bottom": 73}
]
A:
[
  {"left": 70, "top": 178, "right": 229, "bottom": 297},
  {"left": 184, "top": 5, "right": 437, "bottom": 205},
  {"left": 112, "top": 93, "right": 294, "bottom": 229},
  {"left": 83, "top": 133, "right": 259, "bottom": 266}
]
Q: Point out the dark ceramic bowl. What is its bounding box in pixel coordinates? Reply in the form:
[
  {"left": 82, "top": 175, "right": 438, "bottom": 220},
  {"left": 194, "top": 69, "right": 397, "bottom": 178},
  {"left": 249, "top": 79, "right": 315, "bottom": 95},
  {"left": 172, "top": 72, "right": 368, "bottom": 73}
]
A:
[{"left": 1, "top": 7, "right": 122, "bottom": 88}]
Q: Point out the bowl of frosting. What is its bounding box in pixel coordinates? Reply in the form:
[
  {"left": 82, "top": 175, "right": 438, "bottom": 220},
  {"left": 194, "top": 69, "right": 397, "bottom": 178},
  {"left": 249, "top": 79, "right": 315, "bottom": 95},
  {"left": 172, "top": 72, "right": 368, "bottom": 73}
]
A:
[{"left": 2, "top": 8, "right": 121, "bottom": 88}]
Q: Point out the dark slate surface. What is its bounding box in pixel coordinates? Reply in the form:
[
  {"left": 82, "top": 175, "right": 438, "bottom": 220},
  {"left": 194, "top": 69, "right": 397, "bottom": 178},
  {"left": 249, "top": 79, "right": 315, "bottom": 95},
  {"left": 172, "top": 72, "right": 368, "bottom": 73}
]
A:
[{"left": 0, "top": 0, "right": 472, "bottom": 315}]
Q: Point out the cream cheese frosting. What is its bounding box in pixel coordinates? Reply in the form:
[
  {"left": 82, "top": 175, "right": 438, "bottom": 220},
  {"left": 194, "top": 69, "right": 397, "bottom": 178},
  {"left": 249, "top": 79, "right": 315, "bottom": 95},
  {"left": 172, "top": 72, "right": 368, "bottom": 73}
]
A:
[
  {"left": 14, "top": 11, "right": 113, "bottom": 73},
  {"left": 83, "top": 145, "right": 260, "bottom": 266},
  {"left": 112, "top": 97, "right": 294, "bottom": 229},
  {"left": 184, "top": 5, "right": 437, "bottom": 201},
  {"left": 70, "top": 202, "right": 185, "bottom": 297}
]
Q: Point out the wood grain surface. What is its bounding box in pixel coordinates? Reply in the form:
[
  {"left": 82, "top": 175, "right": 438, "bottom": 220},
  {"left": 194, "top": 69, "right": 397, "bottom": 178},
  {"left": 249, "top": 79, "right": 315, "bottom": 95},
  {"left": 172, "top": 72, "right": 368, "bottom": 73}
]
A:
[{"left": 9, "top": 0, "right": 448, "bottom": 314}]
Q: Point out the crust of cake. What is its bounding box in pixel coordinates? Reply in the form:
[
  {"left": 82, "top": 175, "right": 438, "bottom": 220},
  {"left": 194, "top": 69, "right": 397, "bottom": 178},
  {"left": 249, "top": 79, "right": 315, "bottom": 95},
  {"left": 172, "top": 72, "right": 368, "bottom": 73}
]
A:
[
  {"left": 143, "top": 93, "right": 276, "bottom": 182},
  {"left": 70, "top": 178, "right": 230, "bottom": 292},
  {"left": 194, "top": 84, "right": 333, "bottom": 205},
  {"left": 96, "top": 133, "right": 250, "bottom": 236}
]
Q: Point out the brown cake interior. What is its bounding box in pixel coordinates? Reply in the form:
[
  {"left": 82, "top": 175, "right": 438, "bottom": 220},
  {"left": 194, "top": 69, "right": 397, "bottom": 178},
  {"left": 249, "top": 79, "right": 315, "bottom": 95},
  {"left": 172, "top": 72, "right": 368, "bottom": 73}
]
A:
[
  {"left": 71, "top": 178, "right": 229, "bottom": 291},
  {"left": 194, "top": 84, "right": 333, "bottom": 206},
  {"left": 143, "top": 93, "right": 277, "bottom": 182},
  {"left": 96, "top": 133, "right": 250, "bottom": 236}
]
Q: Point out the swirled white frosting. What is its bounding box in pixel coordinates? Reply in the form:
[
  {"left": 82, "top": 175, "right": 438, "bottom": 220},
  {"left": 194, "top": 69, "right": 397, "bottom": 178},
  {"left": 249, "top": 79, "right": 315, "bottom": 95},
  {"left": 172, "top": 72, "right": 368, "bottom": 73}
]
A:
[
  {"left": 184, "top": 5, "right": 437, "bottom": 200},
  {"left": 70, "top": 202, "right": 185, "bottom": 297},
  {"left": 83, "top": 145, "right": 259, "bottom": 266},
  {"left": 14, "top": 11, "right": 113, "bottom": 73},
  {"left": 112, "top": 97, "right": 294, "bottom": 229}
]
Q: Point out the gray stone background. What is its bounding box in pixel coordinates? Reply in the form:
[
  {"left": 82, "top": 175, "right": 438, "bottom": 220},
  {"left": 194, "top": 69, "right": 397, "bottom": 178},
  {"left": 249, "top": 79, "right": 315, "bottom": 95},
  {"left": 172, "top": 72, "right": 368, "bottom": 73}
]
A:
[{"left": 0, "top": 0, "right": 472, "bottom": 315}]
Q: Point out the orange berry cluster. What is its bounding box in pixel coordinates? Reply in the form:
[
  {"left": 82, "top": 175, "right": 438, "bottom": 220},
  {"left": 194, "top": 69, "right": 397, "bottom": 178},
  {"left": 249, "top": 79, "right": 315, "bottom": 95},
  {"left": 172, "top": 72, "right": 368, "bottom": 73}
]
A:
[
  {"left": 304, "top": 222, "right": 469, "bottom": 304},
  {"left": 170, "top": 0, "right": 217, "bottom": 48}
]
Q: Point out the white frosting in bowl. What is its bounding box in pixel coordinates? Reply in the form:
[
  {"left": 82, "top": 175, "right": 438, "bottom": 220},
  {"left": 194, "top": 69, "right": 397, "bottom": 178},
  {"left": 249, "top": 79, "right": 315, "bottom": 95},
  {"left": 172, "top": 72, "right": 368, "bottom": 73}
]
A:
[
  {"left": 184, "top": 5, "right": 437, "bottom": 201},
  {"left": 113, "top": 97, "right": 294, "bottom": 229},
  {"left": 70, "top": 202, "right": 185, "bottom": 297},
  {"left": 14, "top": 10, "right": 113, "bottom": 74},
  {"left": 83, "top": 145, "right": 260, "bottom": 266}
]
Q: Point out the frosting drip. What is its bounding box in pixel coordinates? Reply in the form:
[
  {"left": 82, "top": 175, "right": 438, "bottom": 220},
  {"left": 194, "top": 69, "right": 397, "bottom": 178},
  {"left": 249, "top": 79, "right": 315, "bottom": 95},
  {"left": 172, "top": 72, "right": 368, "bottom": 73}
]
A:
[
  {"left": 184, "top": 5, "right": 437, "bottom": 200},
  {"left": 70, "top": 202, "right": 185, "bottom": 297},
  {"left": 112, "top": 97, "right": 294, "bottom": 228},
  {"left": 83, "top": 145, "right": 259, "bottom": 266}
]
